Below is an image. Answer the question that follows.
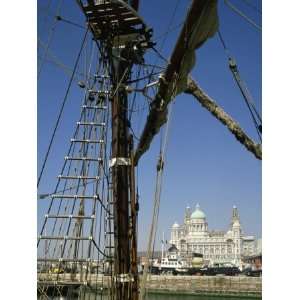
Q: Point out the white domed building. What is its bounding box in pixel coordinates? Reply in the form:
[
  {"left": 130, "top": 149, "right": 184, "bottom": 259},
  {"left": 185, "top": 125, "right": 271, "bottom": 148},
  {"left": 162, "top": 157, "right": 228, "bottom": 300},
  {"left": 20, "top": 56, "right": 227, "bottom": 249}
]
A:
[{"left": 170, "top": 204, "right": 256, "bottom": 267}]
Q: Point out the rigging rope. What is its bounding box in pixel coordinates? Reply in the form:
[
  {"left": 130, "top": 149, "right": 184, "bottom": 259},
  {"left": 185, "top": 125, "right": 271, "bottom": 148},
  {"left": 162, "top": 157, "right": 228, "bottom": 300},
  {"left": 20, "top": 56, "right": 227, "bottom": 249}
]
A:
[
  {"left": 128, "top": 65, "right": 142, "bottom": 122},
  {"left": 224, "top": 0, "right": 261, "bottom": 31},
  {"left": 40, "top": 0, "right": 53, "bottom": 28},
  {"left": 156, "top": 0, "right": 181, "bottom": 52},
  {"left": 139, "top": 84, "right": 175, "bottom": 300},
  {"left": 41, "top": 49, "right": 99, "bottom": 253},
  {"left": 37, "top": 27, "right": 89, "bottom": 188},
  {"left": 147, "top": 0, "right": 181, "bottom": 82},
  {"left": 217, "top": 30, "right": 262, "bottom": 140},
  {"left": 38, "top": 0, "right": 63, "bottom": 79},
  {"left": 43, "top": 54, "right": 97, "bottom": 256},
  {"left": 240, "top": 0, "right": 262, "bottom": 15},
  {"left": 126, "top": 71, "right": 162, "bottom": 85},
  {"left": 151, "top": 46, "right": 169, "bottom": 64},
  {"left": 55, "top": 15, "right": 86, "bottom": 29},
  {"left": 38, "top": 38, "right": 92, "bottom": 81},
  {"left": 154, "top": 21, "right": 184, "bottom": 43}
]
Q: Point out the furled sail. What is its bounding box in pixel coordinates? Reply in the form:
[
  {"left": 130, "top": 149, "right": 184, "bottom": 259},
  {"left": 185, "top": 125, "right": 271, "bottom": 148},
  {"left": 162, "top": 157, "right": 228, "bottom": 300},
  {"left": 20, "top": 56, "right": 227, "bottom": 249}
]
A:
[{"left": 134, "top": 0, "right": 219, "bottom": 165}]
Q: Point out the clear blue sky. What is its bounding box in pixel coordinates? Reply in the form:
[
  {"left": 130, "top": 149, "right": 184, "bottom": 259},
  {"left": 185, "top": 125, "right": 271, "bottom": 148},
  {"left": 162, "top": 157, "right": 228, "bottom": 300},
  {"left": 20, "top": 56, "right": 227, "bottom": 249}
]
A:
[{"left": 37, "top": 0, "right": 261, "bottom": 250}]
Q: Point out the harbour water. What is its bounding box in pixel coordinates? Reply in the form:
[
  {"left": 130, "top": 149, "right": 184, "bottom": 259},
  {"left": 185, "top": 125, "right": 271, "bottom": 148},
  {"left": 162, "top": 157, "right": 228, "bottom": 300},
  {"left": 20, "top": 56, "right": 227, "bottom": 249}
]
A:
[
  {"left": 147, "top": 295, "right": 260, "bottom": 300},
  {"left": 46, "top": 293, "right": 261, "bottom": 300}
]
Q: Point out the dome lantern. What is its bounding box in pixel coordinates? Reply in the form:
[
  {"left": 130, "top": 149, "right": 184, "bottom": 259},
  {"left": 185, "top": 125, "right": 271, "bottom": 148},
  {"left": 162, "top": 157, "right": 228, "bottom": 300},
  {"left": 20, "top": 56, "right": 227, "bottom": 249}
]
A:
[
  {"left": 172, "top": 222, "right": 180, "bottom": 229},
  {"left": 190, "top": 204, "right": 206, "bottom": 219}
]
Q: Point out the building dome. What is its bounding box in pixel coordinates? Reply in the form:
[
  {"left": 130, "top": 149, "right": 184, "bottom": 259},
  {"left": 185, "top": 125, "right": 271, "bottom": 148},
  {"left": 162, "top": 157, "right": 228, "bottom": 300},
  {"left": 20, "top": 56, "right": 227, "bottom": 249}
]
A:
[
  {"left": 172, "top": 222, "right": 180, "bottom": 228},
  {"left": 168, "top": 244, "right": 179, "bottom": 253},
  {"left": 190, "top": 204, "right": 206, "bottom": 219}
]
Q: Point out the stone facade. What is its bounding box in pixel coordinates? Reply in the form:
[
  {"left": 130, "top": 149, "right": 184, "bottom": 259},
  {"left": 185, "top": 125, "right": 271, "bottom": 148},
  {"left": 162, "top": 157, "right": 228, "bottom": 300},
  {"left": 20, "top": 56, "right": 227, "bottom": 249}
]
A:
[{"left": 170, "top": 205, "right": 257, "bottom": 267}]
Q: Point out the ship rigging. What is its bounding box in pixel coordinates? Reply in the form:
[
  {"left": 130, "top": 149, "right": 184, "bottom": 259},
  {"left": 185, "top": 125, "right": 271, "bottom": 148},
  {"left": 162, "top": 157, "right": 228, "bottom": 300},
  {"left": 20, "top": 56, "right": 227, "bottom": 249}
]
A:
[{"left": 37, "top": 1, "right": 261, "bottom": 299}]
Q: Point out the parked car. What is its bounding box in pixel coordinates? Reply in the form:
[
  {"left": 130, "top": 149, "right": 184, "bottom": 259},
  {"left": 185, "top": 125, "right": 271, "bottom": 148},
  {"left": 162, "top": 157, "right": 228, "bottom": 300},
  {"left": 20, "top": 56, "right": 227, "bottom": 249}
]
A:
[
  {"left": 197, "top": 266, "right": 241, "bottom": 276},
  {"left": 242, "top": 268, "right": 262, "bottom": 277}
]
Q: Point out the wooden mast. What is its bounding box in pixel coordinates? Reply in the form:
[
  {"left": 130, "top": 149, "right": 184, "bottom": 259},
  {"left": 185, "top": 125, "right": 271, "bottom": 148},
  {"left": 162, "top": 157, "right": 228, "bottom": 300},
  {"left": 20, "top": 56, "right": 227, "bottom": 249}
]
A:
[
  {"left": 109, "top": 1, "right": 141, "bottom": 297},
  {"left": 101, "top": 1, "right": 140, "bottom": 299},
  {"left": 111, "top": 52, "right": 131, "bottom": 299},
  {"left": 77, "top": 1, "right": 144, "bottom": 298}
]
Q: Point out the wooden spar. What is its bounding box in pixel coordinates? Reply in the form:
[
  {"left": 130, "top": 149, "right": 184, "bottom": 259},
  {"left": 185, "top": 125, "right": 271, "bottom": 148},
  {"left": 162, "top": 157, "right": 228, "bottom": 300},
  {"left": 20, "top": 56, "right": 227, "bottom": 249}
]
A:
[
  {"left": 185, "top": 77, "right": 262, "bottom": 160},
  {"left": 134, "top": 0, "right": 261, "bottom": 163},
  {"left": 134, "top": 0, "right": 218, "bottom": 165}
]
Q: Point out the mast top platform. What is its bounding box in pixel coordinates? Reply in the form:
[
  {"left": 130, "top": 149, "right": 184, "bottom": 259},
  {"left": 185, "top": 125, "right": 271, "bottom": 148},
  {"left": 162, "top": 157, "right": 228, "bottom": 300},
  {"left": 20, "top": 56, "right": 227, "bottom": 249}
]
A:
[{"left": 80, "top": 0, "right": 149, "bottom": 40}]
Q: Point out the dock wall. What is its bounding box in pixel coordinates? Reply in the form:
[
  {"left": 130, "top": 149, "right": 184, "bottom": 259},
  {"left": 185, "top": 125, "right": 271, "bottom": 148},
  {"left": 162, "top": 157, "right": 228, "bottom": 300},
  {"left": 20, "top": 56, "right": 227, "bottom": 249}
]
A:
[
  {"left": 38, "top": 274, "right": 262, "bottom": 297},
  {"left": 146, "top": 275, "right": 261, "bottom": 297}
]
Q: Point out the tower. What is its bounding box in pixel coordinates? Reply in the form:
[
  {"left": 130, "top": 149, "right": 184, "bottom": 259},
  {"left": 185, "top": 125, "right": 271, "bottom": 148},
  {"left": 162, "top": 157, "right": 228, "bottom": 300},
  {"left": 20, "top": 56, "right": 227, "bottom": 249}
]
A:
[
  {"left": 231, "top": 205, "right": 240, "bottom": 224},
  {"left": 185, "top": 206, "right": 191, "bottom": 219},
  {"left": 183, "top": 206, "right": 191, "bottom": 237},
  {"left": 231, "top": 206, "right": 242, "bottom": 266},
  {"left": 170, "top": 222, "right": 180, "bottom": 248}
]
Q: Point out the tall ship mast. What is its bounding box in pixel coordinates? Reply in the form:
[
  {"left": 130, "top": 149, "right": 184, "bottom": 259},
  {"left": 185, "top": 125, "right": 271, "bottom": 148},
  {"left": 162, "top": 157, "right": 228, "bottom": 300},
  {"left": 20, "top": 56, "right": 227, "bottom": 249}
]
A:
[{"left": 38, "top": 1, "right": 153, "bottom": 299}]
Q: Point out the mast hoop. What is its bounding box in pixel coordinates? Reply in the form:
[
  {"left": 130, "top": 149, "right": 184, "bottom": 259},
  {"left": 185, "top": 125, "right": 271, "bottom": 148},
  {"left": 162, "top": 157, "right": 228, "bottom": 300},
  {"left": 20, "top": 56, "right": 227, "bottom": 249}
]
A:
[
  {"left": 114, "top": 273, "right": 134, "bottom": 283},
  {"left": 109, "top": 157, "right": 131, "bottom": 167}
]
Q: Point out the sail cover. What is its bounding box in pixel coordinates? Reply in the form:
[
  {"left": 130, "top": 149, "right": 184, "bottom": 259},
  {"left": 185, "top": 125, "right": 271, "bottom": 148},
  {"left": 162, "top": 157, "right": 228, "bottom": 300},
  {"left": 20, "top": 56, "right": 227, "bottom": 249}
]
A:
[
  {"left": 134, "top": 0, "right": 219, "bottom": 164},
  {"left": 176, "top": 2, "right": 219, "bottom": 94}
]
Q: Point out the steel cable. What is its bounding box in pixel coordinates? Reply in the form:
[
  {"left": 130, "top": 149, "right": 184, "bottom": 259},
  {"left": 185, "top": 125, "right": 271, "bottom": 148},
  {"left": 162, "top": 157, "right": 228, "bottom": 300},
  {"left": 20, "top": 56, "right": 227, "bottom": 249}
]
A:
[
  {"left": 240, "top": 0, "right": 261, "bottom": 15},
  {"left": 38, "top": 0, "right": 63, "bottom": 79},
  {"left": 224, "top": 0, "right": 261, "bottom": 31},
  {"left": 217, "top": 30, "right": 262, "bottom": 141},
  {"left": 37, "top": 27, "right": 89, "bottom": 188},
  {"left": 139, "top": 81, "right": 176, "bottom": 299},
  {"left": 147, "top": 0, "right": 181, "bottom": 83}
]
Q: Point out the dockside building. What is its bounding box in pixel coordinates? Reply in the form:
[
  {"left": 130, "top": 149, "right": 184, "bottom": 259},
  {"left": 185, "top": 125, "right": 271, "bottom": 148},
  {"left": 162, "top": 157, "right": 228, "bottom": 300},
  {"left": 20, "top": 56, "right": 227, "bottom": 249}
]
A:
[{"left": 170, "top": 204, "right": 258, "bottom": 267}]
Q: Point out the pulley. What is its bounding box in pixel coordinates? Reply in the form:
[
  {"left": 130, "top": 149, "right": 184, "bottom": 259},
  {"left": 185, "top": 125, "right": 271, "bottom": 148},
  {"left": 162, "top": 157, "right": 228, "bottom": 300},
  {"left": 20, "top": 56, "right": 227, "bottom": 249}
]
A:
[
  {"left": 96, "top": 92, "right": 106, "bottom": 105},
  {"left": 78, "top": 81, "right": 86, "bottom": 89},
  {"left": 88, "top": 90, "right": 96, "bottom": 101}
]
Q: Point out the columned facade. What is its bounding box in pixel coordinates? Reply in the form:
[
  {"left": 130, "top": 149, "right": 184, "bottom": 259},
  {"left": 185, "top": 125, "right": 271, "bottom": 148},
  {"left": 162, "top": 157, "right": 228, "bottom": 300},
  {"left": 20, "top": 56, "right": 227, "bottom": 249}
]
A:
[{"left": 170, "top": 205, "right": 256, "bottom": 267}]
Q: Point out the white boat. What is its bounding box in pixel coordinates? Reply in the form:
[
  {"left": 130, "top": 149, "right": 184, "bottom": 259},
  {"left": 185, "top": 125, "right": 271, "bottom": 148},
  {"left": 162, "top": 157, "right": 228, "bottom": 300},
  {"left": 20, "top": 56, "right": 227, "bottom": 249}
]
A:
[{"left": 151, "top": 245, "right": 189, "bottom": 274}]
